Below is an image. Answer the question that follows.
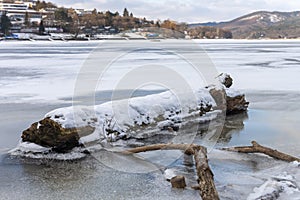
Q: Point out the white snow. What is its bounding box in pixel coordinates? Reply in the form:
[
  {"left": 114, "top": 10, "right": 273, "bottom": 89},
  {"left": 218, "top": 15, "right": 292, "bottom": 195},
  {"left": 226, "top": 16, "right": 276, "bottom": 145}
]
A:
[
  {"left": 46, "top": 88, "right": 217, "bottom": 143},
  {"left": 9, "top": 147, "right": 87, "bottom": 160},
  {"left": 9, "top": 84, "right": 234, "bottom": 160},
  {"left": 164, "top": 168, "right": 177, "bottom": 181},
  {"left": 217, "top": 73, "right": 229, "bottom": 84},
  {"left": 240, "top": 14, "right": 261, "bottom": 21},
  {"left": 8, "top": 142, "right": 87, "bottom": 160},
  {"left": 225, "top": 88, "right": 243, "bottom": 97},
  {"left": 9, "top": 142, "right": 51, "bottom": 153},
  {"left": 247, "top": 173, "right": 299, "bottom": 200},
  {"left": 78, "top": 130, "right": 102, "bottom": 144},
  {"left": 209, "top": 149, "right": 300, "bottom": 200},
  {"left": 269, "top": 14, "right": 283, "bottom": 23}
]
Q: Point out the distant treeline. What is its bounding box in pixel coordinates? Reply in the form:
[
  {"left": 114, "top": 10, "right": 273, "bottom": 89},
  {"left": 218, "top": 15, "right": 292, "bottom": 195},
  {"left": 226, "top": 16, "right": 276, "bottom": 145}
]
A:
[
  {"left": 4, "top": 0, "right": 233, "bottom": 38},
  {"left": 188, "top": 26, "right": 233, "bottom": 39}
]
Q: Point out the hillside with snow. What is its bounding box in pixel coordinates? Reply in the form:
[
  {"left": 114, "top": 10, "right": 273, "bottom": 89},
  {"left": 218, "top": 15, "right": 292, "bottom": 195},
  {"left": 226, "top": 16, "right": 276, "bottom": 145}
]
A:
[{"left": 191, "top": 11, "right": 300, "bottom": 39}]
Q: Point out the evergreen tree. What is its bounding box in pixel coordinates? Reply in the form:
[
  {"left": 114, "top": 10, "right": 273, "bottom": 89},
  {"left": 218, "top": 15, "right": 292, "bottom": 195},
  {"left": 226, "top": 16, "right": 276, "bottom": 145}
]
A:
[
  {"left": 156, "top": 20, "right": 161, "bottom": 28},
  {"left": 105, "top": 11, "right": 113, "bottom": 26},
  {"left": 54, "top": 7, "right": 72, "bottom": 22},
  {"left": 92, "top": 8, "right": 97, "bottom": 15},
  {"left": 24, "top": 11, "right": 30, "bottom": 27},
  {"left": 123, "top": 8, "right": 129, "bottom": 17},
  {"left": 39, "top": 20, "right": 45, "bottom": 35},
  {"left": 1, "top": 12, "right": 11, "bottom": 35}
]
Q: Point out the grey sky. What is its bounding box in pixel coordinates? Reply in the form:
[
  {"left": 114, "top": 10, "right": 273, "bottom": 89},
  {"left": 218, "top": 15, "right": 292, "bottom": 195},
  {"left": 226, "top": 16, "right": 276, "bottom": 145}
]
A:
[{"left": 50, "top": 0, "right": 300, "bottom": 23}]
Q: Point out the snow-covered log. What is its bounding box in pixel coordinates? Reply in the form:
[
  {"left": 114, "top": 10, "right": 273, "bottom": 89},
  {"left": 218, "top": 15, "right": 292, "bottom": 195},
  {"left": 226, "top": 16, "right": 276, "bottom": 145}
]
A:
[{"left": 14, "top": 74, "right": 248, "bottom": 153}]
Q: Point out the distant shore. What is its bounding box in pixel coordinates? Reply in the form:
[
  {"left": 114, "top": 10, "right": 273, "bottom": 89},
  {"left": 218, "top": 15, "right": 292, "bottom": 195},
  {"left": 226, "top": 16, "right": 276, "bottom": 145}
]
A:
[
  {"left": 1, "top": 34, "right": 300, "bottom": 42},
  {"left": 2, "top": 38, "right": 300, "bottom": 42}
]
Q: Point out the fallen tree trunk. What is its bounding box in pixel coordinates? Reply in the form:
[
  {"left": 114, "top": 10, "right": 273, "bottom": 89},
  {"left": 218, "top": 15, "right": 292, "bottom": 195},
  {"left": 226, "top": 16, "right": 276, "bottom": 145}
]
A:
[
  {"left": 193, "top": 146, "right": 220, "bottom": 200},
  {"left": 124, "top": 143, "right": 220, "bottom": 200},
  {"left": 221, "top": 141, "right": 300, "bottom": 163}
]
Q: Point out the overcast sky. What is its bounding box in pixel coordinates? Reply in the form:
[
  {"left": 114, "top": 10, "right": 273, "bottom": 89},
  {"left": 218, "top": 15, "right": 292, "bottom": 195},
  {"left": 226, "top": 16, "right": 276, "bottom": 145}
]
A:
[{"left": 50, "top": 0, "right": 300, "bottom": 23}]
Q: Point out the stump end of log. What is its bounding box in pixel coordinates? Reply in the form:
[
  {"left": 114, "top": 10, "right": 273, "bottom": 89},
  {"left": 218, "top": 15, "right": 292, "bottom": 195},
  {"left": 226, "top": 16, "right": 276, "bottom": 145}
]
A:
[{"left": 170, "top": 175, "right": 187, "bottom": 189}]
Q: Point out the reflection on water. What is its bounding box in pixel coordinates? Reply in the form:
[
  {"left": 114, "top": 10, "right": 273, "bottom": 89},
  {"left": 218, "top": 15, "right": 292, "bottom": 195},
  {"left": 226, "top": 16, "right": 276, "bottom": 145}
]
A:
[{"left": 218, "top": 112, "right": 249, "bottom": 144}]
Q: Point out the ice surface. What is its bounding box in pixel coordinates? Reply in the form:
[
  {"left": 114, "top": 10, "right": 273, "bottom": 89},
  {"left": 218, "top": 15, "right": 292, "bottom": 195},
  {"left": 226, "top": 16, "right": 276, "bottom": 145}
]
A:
[
  {"left": 209, "top": 149, "right": 300, "bottom": 200},
  {"left": 247, "top": 171, "right": 300, "bottom": 200},
  {"left": 1, "top": 40, "right": 300, "bottom": 105},
  {"left": 9, "top": 145, "right": 87, "bottom": 160},
  {"left": 196, "top": 39, "right": 300, "bottom": 92},
  {"left": 0, "top": 41, "right": 100, "bottom": 103},
  {"left": 2, "top": 40, "right": 300, "bottom": 199},
  {"left": 14, "top": 142, "right": 51, "bottom": 153}
]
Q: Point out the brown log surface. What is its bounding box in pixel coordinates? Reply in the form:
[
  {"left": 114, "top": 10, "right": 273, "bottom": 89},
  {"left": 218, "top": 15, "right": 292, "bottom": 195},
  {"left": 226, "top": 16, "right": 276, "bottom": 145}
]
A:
[
  {"left": 193, "top": 146, "right": 220, "bottom": 200},
  {"left": 170, "top": 176, "right": 187, "bottom": 189},
  {"left": 222, "top": 141, "right": 300, "bottom": 162},
  {"left": 123, "top": 143, "right": 197, "bottom": 155}
]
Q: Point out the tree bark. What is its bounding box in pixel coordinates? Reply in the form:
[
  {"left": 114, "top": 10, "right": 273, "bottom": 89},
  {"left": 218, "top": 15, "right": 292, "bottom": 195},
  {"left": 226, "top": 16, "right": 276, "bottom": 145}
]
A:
[
  {"left": 170, "top": 175, "right": 186, "bottom": 189},
  {"left": 221, "top": 141, "right": 300, "bottom": 162},
  {"left": 123, "top": 143, "right": 196, "bottom": 155},
  {"left": 123, "top": 143, "right": 220, "bottom": 200},
  {"left": 193, "top": 146, "right": 220, "bottom": 200}
]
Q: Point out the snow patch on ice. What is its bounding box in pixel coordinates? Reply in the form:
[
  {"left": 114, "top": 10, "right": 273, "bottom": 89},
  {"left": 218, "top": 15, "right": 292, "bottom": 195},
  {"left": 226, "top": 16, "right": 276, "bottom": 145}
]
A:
[
  {"left": 9, "top": 142, "right": 51, "bottom": 154},
  {"left": 247, "top": 172, "right": 299, "bottom": 200},
  {"left": 164, "top": 168, "right": 177, "bottom": 181},
  {"left": 9, "top": 145, "right": 87, "bottom": 160},
  {"left": 79, "top": 130, "right": 102, "bottom": 144}
]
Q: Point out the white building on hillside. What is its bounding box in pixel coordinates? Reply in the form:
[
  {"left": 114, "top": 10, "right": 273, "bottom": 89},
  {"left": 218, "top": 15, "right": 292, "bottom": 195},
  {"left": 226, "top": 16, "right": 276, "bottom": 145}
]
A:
[
  {"left": 0, "top": 0, "right": 43, "bottom": 31},
  {"left": 23, "top": 0, "right": 37, "bottom": 9}
]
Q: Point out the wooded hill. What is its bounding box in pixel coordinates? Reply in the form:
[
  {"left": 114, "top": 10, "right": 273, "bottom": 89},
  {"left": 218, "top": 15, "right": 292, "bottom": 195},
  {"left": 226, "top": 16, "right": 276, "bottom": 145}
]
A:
[{"left": 191, "top": 11, "right": 300, "bottom": 39}]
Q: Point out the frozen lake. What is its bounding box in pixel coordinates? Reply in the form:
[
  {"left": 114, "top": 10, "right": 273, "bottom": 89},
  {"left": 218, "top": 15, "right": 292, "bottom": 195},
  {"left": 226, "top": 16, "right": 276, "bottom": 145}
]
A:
[{"left": 0, "top": 40, "right": 299, "bottom": 199}]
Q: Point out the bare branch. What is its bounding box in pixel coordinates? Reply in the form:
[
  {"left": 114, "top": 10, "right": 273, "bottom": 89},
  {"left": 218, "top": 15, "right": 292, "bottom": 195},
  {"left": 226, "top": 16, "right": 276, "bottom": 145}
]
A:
[{"left": 221, "top": 141, "right": 300, "bottom": 162}]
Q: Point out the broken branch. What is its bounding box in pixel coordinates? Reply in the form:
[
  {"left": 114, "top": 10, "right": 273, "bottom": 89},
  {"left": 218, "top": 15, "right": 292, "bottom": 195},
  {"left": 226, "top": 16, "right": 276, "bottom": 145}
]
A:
[
  {"left": 221, "top": 141, "right": 300, "bottom": 162},
  {"left": 123, "top": 143, "right": 220, "bottom": 200}
]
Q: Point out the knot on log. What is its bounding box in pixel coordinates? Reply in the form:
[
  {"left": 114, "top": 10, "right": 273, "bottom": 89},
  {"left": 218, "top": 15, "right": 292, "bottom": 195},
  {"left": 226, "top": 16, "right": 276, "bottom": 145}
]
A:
[{"left": 251, "top": 141, "right": 259, "bottom": 147}]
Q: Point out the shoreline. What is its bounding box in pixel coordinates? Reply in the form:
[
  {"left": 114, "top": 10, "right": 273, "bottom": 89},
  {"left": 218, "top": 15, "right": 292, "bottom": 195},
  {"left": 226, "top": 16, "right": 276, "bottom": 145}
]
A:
[{"left": 2, "top": 37, "right": 300, "bottom": 42}]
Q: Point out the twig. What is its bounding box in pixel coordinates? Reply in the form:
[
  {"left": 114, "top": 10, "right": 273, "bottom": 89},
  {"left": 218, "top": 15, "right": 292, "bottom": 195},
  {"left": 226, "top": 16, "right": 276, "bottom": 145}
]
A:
[{"left": 221, "top": 141, "right": 300, "bottom": 162}]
